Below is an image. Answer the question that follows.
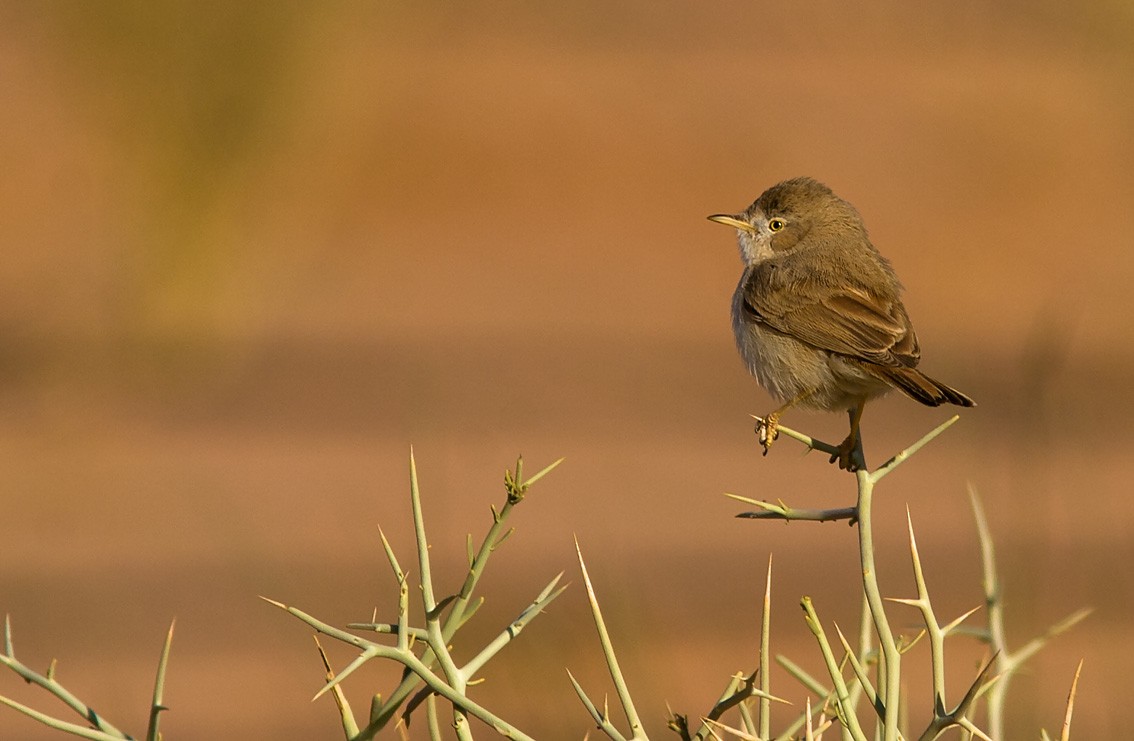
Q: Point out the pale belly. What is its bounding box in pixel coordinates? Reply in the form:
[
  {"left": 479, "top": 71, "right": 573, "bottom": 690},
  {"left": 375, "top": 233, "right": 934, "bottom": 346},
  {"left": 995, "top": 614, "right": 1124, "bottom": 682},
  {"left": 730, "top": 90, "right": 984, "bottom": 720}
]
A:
[{"left": 732, "top": 317, "right": 891, "bottom": 412}]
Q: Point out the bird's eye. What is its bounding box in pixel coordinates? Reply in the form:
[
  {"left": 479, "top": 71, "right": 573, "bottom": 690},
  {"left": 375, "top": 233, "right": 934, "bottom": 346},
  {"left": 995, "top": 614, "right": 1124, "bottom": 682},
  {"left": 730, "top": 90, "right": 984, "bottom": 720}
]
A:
[{"left": 768, "top": 218, "right": 786, "bottom": 232}]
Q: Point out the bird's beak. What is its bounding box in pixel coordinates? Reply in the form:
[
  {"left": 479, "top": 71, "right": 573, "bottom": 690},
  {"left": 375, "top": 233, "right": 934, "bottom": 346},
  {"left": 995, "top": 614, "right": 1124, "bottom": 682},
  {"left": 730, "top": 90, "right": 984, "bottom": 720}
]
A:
[{"left": 707, "top": 214, "right": 755, "bottom": 234}]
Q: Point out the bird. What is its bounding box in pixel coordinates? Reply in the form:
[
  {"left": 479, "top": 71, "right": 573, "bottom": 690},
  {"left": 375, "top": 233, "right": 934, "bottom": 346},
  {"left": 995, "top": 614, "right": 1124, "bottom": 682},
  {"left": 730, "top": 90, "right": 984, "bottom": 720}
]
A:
[{"left": 708, "top": 177, "right": 974, "bottom": 471}]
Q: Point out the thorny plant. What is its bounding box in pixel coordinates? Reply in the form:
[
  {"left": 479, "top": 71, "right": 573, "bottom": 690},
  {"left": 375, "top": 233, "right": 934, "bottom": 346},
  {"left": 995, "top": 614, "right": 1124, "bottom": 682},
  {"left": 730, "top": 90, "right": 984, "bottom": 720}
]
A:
[
  {"left": 267, "top": 452, "right": 565, "bottom": 741},
  {"left": 0, "top": 427, "right": 1088, "bottom": 740},
  {"left": 572, "top": 415, "right": 1088, "bottom": 741},
  {"left": 0, "top": 619, "right": 174, "bottom": 741}
]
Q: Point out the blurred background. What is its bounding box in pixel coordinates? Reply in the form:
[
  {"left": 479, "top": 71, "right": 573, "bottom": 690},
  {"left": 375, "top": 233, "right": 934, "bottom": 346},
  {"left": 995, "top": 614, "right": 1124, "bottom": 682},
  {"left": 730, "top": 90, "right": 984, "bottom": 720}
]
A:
[{"left": 1, "top": 1, "right": 1131, "bottom": 737}]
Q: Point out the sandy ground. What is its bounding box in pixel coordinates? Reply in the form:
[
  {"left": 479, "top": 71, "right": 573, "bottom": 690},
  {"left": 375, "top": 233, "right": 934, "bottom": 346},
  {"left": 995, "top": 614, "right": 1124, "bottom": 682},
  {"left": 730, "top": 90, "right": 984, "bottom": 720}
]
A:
[{"left": 1, "top": 3, "right": 1132, "bottom": 738}]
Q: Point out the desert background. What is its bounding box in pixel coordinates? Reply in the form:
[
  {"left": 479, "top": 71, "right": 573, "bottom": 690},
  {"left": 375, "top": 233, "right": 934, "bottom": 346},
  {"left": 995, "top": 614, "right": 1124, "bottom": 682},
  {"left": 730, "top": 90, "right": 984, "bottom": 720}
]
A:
[{"left": 2, "top": 2, "right": 1132, "bottom": 738}]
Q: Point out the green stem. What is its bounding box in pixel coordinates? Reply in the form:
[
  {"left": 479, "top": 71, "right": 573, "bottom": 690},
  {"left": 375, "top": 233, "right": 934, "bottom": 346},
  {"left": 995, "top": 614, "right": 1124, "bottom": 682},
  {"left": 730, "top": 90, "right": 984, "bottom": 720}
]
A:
[{"left": 856, "top": 466, "right": 901, "bottom": 740}]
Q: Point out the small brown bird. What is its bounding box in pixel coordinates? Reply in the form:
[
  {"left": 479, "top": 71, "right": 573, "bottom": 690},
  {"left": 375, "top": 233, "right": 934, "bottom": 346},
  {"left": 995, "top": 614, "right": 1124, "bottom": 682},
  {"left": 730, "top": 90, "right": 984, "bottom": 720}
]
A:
[{"left": 709, "top": 177, "right": 974, "bottom": 470}]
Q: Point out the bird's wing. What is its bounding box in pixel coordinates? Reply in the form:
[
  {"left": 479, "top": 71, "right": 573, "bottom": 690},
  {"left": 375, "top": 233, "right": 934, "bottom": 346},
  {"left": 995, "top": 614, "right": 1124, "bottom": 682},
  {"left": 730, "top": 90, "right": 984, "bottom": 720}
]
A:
[{"left": 741, "top": 263, "right": 921, "bottom": 367}]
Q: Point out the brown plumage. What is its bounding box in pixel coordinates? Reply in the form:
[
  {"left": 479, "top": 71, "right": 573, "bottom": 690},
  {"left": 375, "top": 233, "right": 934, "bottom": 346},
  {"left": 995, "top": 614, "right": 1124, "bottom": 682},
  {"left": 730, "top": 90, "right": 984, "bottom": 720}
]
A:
[{"left": 709, "top": 177, "right": 974, "bottom": 470}]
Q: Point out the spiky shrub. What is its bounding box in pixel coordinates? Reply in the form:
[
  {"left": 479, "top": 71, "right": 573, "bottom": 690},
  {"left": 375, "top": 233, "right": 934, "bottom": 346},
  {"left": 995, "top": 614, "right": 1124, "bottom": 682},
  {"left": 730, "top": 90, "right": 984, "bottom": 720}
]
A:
[
  {"left": 574, "top": 417, "right": 1088, "bottom": 741},
  {"left": 1, "top": 424, "right": 1086, "bottom": 739}
]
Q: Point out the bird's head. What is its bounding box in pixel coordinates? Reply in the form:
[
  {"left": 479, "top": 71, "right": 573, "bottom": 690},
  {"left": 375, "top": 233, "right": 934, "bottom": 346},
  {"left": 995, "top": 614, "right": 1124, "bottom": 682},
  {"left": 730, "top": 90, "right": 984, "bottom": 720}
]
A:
[{"left": 709, "top": 177, "right": 865, "bottom": 265}]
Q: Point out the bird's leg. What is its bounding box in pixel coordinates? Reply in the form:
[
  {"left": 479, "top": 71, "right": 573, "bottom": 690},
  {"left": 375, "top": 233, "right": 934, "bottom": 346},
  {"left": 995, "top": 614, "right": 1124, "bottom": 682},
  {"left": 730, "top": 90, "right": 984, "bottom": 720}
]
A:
[
  {"left": 757, "top": 388, "right": 816, "bottom": 456},
  {"left": 831, "top": 398, "right": 867, "bottom": 471}
]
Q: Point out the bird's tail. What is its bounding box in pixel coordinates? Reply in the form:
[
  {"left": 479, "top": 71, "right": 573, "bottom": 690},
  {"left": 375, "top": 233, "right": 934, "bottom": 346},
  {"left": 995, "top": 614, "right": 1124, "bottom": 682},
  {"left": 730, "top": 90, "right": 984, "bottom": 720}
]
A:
[{"left": 864, "top": 364, "right": 976, "bottom": 408}]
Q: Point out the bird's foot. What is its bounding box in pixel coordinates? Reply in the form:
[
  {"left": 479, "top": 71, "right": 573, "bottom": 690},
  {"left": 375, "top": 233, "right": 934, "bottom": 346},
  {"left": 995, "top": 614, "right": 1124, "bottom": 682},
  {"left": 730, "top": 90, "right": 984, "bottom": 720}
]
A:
[
  {"left": 756, "top": 413, "right": 781, "bottom": 456},
  {"left": 829, "top": 433, "right": 862, "bottom": 472}
]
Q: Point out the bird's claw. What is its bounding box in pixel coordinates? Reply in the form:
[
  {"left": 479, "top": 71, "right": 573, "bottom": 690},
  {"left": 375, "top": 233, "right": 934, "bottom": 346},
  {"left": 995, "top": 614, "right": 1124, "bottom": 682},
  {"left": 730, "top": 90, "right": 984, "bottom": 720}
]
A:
[
  {"left": 756, "top": 414, "right": 780, "bottom": 455},
  {"left": 830, "top": 435, "right": 861, "bottom": 472}
]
